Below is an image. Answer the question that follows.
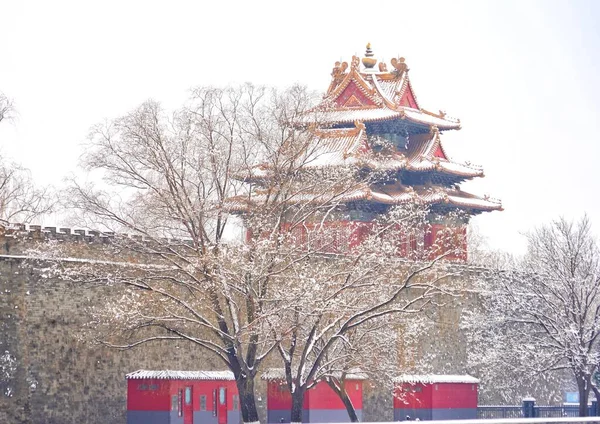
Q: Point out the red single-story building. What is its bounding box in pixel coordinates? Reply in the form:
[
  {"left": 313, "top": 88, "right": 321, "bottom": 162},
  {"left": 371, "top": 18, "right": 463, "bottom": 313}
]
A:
[
  {"left": 126, "top": 370, "right": 240, "bottom": 424},
  {"left": 393, "top": 374, "right": 479, "bottom": 421},
  {"left": 263, "top": 369, "right": 365, "bottom": 423}
]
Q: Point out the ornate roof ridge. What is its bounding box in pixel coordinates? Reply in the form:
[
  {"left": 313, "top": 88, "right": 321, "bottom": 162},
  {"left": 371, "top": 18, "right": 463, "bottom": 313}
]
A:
[
  {"left": 421, "top": 107, "right": 460, "bottom": 124},
  {"left": 326, "top": 58, "right": 383, "bottom": 106}
]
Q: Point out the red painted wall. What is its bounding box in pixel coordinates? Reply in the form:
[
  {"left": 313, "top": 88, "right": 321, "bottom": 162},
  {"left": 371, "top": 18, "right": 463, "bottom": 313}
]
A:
[
  {"left": 259, "top": 220, "right": 467, "bottom": 262},
  {"left": 170, "top": 380, "right": 239, "bottom": 412},
  {"left": 127, "top": 379, "right": 239, "bottom": 412},
  {"left": 431, "top": 383, "right": 477, "bottom": 409},
  {"left": 393, "top": 383, "right": 432, "bottom": 409},
  {"left": 127, "top": 379, "right": 171, "bottom": 411},
  {"left": 280, "top": 221, "right": 373, "bottom": 254},
  {"left": 393, "top": 383, "right": 477, "bottom": 409},
  {"left": 267, "top": 381, "right": 301, "bottom": 410},
  {"left": 267, "top": 380, "right": 363, "bottom": 410},
  {"left": 306, "top": 380, "right": 363, "bottom": 410}
]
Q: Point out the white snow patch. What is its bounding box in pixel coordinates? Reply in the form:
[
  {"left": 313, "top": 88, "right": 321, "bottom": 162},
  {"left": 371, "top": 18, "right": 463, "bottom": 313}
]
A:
[
  {"left": 393, "top": 374, "right": 480, "bottom": 384},
  {"left": 126, "top": 370, "right": 235, "bottom": 380}
]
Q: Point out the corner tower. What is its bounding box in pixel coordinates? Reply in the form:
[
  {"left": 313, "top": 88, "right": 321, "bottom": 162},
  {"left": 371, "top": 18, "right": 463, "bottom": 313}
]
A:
[{"left": 231, "top": 44, "right": 502, "bottom": 261}]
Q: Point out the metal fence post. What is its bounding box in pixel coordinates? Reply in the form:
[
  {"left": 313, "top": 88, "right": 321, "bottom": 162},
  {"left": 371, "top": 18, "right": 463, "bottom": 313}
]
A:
[
  {"left": 592, "top": 400, "right": 598, "bottom": 417},
  {"left": 523, "top": 397, "right": 536, "bottom": 418}
]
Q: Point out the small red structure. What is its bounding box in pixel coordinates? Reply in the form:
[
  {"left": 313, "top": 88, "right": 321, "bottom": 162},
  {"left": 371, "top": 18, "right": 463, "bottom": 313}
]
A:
[
  {"left": 393, "top": 374, "right": 479, "bottom": 420},
  {"left": 263, "top": 369, "right": 364, "bottom": 423},
  {"left": 126, "top": 370, "right": 239, "bottom": 424}
]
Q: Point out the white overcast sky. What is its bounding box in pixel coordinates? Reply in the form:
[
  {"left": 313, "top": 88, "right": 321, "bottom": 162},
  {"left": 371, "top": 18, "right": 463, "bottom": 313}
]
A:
[{"left": 1, "top": 0, "right": 599, "bottom": 253}]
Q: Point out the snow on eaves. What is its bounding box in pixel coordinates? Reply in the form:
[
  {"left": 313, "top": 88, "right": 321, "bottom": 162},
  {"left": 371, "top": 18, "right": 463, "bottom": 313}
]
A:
[
  {"left": 126, "top": 370, "right": 235, "bottom": 380},
  {"left": 261, "top": 368, "right": 367, "bottom": 380},
  {"left": 393, "top": 374, "right": 480, "bottom": 384}
]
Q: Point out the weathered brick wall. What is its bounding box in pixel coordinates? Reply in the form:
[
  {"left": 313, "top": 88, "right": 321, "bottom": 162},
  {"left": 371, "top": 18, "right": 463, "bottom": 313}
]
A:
[
  {"left": 0, "top": 227, "right": 477, "bottom": 424},
  {"left": 0, "top": 256, "right": 229, "bottom": 424}
]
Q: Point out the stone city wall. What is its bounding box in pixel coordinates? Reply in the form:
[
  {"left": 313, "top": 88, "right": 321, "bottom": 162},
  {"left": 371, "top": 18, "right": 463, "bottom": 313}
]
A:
[{"left": 0, "top": 224, "right": 474, "bottom": 424}]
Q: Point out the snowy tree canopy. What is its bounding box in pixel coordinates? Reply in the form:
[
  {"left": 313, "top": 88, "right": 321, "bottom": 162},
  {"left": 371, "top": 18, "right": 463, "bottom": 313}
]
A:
[{"left": 466, "top": 216, "right": 600, "bottom": 416}]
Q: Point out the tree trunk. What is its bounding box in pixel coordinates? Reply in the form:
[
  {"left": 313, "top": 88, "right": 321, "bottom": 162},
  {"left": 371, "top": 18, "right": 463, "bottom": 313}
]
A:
[
  {"left": 290, "top": 388, "right": 306, "bottom": 424},
  {"left": 591, "top": 385, "right": 600, "bottom": 416},
  {"left": 236, "top": 376, "right": 260, "bottom": 424},
  {"left": 326, "top": 379, "right": 359, "bottom": 422},
  {"left": 577, "top": 376, "right": 591, "bottom": 417}
]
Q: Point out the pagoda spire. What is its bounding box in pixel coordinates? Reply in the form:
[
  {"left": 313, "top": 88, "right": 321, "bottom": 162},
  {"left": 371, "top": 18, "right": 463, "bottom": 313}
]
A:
[{"left": 362, "top": 43, "right": 377, "bottom": 69}]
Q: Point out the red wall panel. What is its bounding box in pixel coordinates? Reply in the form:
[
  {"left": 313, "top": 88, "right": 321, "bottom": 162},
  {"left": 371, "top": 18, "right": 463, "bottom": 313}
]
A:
[
  {"left": 170, "top": 380, "right": 239, "bottom": 411},
  {"left": 127, "top": 379, "right": 171, "bottom": 411},
  {"left": 306, "top": 380, "right": 363, "bottom": 410},
  {"left": 128, "top": 379, "right": 239, "bottom": 413},
  {"left": 393, "top": 384, "right": 432, "bottom": 409},
  {"left": 393, "top": 383, "right": 477, "bottom": 409},
  {"left": 267, "top": 381, "right": 293, "bottom": 410},
  {"left": 431, "top": 383, "right": 477, "bottom": 409},
  {"left": 267, "top": 380, "right": 363, "bottom": 411}
]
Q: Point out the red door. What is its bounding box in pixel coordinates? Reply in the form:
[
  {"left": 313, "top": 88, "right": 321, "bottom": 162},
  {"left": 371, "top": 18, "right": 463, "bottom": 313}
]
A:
[
  {"left": 217, "top": 387, "right": 227, "bottom": 424},
  {"left": 184, "top": 386, "right": 194, "bottom": 424}
]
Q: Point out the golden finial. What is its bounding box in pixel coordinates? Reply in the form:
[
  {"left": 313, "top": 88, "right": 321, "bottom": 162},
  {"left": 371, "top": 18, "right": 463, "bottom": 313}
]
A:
[{"left": 362, "top": 42, "right": 377, "bottom": 69}]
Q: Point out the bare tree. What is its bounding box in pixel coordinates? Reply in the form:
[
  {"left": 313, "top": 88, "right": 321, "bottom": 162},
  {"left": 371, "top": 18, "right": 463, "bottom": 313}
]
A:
[
  {"left": 54, "top": 82, "right": 473, "bottom": 423},
  {"left": 59, "top": 84, "right": 377, "bottom": 424},
  {"left": 466, "top": 216, "right": 600, "bottom": 415},
  {"left": 467, "top": 222, "right": 516, "bottom": 268},
  {"left": 0, "top": 92, "right": 15, "bottom": 124},
  {"left": 269, "top": 207, "right": 462, "bottom": 423},
  {"left": 0, "top": 92, "right": 55, "bottom": 223}
]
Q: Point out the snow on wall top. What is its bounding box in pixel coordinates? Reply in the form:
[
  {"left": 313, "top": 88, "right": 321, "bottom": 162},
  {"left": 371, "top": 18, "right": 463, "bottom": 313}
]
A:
[
  {"left": 393, "top": 374, "right": 480, "bottom": 384},
  {"left": 126, "top": 370, "right": 235, "bottom": 380}
]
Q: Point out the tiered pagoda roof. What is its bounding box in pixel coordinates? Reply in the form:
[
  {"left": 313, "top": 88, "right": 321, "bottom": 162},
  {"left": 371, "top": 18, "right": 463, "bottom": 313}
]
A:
[
  {"left": 248, "top": 124, "right": 483, "bottom": 182},
  {"left": 229, "top": 44, "right": 502, "bottom": 217},
  {"left": 309, "top": 47, "right": 460, "bottom": 132},
  {"left": 227, "top": 183, "right": 501, "bottom": 214}
]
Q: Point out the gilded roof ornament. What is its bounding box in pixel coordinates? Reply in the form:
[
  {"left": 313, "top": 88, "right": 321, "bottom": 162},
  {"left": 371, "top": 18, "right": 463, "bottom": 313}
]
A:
[
  {"left": 351, "top": 55, "right": 360, "bottom": 70},
  {"left": 354, "top": 121, "right": 366, "bottom": 132},
  {"left": 331, "top": 61, "right": 348, "bottom": 83},
  {"left": 391, "top": 57, "right": 408, "bottom": 75},
  {"left": 378, "top": 62, "right": 388, "bottom": 72}
]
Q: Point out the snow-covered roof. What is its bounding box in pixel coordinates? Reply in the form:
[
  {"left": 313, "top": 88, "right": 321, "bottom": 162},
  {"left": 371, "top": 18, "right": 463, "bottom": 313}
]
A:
[
  {"left": 261, "top": 368, "right": 367, "bottom": 381},
  {"left": 126, "top": 370, "right": 235, "bottom": 380},
  {"left": 229, "top": 49, "right": 500, "bottom": 218},
  {"left": 393, "top": 374, "right": 480, "bottom": 384},
  {"left": 309, "top": 108, "right": 460, "bottom": 130},
  {"left": 226, "top": 184, "right": 502, "bottom": 214},
  {"left": 313, "top": 53, "right": 460, "bottom": 130},
  {"left": 243, "top": 125, "right": 482, "bottom": 181}
]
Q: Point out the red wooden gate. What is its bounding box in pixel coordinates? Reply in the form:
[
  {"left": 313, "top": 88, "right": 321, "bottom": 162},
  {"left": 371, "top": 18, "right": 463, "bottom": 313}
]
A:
[
  {"left": 218, "top": 387, "right": 227, "bottom": 424},
  {"left": 184, "top": 386, "right": 193, "bottom": 424}
]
